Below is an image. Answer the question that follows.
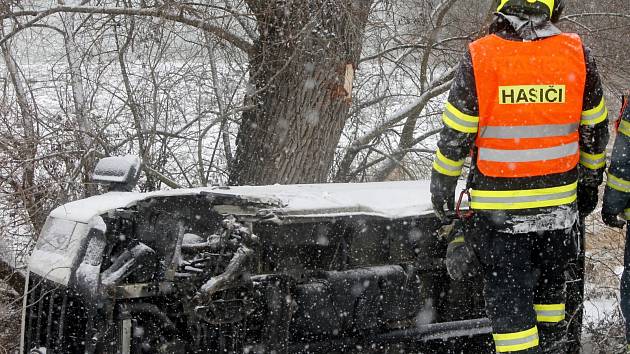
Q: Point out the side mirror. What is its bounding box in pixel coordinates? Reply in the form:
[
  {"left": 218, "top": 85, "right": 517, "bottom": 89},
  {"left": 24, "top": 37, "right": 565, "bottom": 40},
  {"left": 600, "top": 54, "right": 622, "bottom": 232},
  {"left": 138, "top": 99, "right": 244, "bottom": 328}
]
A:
[{"left": 92, "top": 156, "right": 142, "bottom": 192}]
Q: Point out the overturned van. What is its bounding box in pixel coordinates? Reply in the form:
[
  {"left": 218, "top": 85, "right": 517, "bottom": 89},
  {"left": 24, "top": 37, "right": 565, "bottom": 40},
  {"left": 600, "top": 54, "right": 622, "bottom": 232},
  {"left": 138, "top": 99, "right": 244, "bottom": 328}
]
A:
[{"left": 20, "top": 157, "right": 585, "bottom": 354}]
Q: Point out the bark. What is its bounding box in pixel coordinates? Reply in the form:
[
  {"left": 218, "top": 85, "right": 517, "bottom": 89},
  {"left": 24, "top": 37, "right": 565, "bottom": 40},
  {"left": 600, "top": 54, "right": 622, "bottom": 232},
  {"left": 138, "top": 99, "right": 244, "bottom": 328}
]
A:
[
  {"left": 229, "top": 0, "right": 374, "bottom": 186},
  {"left": 59, "top": 4, "right": 98, "bottom": 196}
]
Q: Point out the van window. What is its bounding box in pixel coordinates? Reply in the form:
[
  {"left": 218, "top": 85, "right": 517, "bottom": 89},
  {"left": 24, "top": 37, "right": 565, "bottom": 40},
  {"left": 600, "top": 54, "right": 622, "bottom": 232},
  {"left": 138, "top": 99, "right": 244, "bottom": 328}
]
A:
[{"left": 36, "top": 217, "right": 77, "bottom": 254}]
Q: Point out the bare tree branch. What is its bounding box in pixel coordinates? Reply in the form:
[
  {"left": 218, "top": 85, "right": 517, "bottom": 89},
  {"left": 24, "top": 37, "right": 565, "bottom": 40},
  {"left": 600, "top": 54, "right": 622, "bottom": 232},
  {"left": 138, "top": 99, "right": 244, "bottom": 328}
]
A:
[{"left": 0, "top": 5, "right": 254, "bottom": 53}]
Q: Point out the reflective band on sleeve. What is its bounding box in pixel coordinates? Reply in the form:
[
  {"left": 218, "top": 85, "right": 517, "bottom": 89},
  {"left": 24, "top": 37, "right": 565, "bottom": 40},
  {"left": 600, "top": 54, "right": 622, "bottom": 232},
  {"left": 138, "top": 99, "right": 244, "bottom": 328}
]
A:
[
  {"left": 480, "top": 123, "right": 578, "bottom": 139},
  {"left": 442, "top": 102, "right": 479, "bottom": 133},
  {"left": 450, "top": 236, "right": 465, "bottom": 244},
  {"left": 534, "top": 304, "right": 566, "bottom": 323},
  {"left": 579, "top": 151, "right": 606, "bottom": 170},
  {"left": 625, "top": 208, "right": 630, "bottom": 221},
  {"left": 581, "top": 98, "right": 608, "bottom": 126},
  {"left": 619, "top": 120, "right": 630, "bottom": 138},
  {"left": 478, "top": 142, "right": 578, "bottom": 163},
  {"left": 471, "top": 182, "right": 577, "bottom": 210},
  {"left": 493, "top": 326, "right": 539, "bottom": 353},
  {"left": 607, "top": 174, "right": 630, "bottom": 193},
  {"left": 433, "top": 149, "right": 465, "bottom": 177}
]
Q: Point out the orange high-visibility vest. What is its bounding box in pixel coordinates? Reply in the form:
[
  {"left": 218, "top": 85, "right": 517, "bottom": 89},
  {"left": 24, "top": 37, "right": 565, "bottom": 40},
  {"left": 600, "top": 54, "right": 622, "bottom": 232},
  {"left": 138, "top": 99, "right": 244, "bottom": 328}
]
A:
[{"left": 469, "top": 33, "right": 586, "bottom": 178}]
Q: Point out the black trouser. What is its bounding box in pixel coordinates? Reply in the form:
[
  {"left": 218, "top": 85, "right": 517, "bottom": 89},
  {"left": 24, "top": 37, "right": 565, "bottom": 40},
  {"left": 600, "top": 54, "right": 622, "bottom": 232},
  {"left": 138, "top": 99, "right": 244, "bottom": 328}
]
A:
[{"left": 469, "top": 220, "right": 575, "bottom": 354}]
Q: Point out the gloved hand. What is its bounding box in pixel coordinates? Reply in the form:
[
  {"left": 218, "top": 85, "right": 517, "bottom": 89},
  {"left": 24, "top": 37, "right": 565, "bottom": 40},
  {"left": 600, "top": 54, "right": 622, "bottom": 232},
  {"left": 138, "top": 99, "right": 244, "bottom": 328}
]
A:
[
  {"left": 577, "top": 185, "right": 598, "bottom": 218},
  {"left": 443, "top": 220, "right": 480, "bottom": 281},
  {"left": 602, "top": 212, "right": 626, "bottom": 229},
  {"left": 431, "top": 171, "right": 457, "bottom": 225},
  {"left": 446, "top": 240, "right": 480, "bottom": 281},
  {"left": 432, "top": 195, "right": 454, "bottom": 225}
]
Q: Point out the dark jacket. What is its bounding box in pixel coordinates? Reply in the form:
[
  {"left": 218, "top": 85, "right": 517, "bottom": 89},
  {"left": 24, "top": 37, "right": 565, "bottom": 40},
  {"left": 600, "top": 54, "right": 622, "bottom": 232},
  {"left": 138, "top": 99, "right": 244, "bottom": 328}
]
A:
[
  {"left": 602, "top": 100, "right": 630, "bottom": 218},
  {"left": 431, "top": 16, "right": 609, "bottom": 232}
]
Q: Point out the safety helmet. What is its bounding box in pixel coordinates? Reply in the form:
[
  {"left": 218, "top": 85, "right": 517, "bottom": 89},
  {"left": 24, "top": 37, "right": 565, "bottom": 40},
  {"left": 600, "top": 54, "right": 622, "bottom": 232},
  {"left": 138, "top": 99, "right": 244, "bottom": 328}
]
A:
[{"left": 497, "top": 0, "right": 565, "bottom": 22}]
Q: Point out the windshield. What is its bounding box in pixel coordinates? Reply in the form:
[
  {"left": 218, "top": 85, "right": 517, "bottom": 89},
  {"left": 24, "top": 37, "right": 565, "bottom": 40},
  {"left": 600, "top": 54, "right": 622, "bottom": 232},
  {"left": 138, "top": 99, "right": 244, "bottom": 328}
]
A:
[{"left": 36, "top": 217, "right": 78, "bottom": 254}]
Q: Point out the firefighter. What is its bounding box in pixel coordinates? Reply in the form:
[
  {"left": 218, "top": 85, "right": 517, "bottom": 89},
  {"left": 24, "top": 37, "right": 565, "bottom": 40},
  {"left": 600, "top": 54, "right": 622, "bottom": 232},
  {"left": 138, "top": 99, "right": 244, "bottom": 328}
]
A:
[
  {"left": 602, "top": 95, "right": 630, "bottom": 352},
  {"left": 430, "top": 0, "right": 609, "bottom": 353}
]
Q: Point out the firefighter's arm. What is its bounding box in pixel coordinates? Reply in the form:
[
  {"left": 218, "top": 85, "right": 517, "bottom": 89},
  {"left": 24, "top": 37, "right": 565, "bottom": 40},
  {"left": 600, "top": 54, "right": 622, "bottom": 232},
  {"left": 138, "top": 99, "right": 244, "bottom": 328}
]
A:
[
  {"left": 577, "top": 47, "right": 610, "bottom": 217},
  {"left": 431, "top": 51, "right": 477, "bottom": 222},
  {"left": 602, "top": 102, "right": 630, "bottom": 228}
]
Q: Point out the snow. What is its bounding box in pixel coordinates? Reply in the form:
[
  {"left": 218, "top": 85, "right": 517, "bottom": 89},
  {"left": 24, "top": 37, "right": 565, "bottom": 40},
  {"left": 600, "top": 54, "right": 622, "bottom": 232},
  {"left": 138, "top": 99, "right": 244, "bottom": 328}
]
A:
[
  {"left": 50, "top": 180, "right": 463, "bottom": 223},
  {"left": 88, "top": 216, "right": 107, "bottom": 233},
  {"left": 75, "top": 262, "right": 101, "bottom": 292},
  {"left": 92, "top": 155, "right": 141, "bottom": 183},
  {"left": 505, "top": 205, "right": 578, "bottom": 233},
  {"left": 584, "top": 265, "right": 624, "bottom": 325},
  {"left": 584, "top": 297, "right": 618, "bottom": 324}
]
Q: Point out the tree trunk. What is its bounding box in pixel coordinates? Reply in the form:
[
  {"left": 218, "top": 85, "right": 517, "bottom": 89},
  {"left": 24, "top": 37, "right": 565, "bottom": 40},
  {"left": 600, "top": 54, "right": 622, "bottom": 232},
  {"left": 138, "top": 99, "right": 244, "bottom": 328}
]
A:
[
  {"left": 59, "top": 5, "right": 98, "bottom": 197},
  {"left": 1, "top": 21, "right": 46, "bottom": 233},
  {"left": 229, "top": 0, "right": 373, "bottom": 186}
]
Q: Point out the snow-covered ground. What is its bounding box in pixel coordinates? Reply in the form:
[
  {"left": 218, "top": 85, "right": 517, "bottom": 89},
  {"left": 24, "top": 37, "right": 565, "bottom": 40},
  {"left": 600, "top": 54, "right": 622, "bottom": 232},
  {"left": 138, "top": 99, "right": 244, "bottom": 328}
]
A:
[{"left": 581, "top": 218, "right": 627, "bottom": 353}]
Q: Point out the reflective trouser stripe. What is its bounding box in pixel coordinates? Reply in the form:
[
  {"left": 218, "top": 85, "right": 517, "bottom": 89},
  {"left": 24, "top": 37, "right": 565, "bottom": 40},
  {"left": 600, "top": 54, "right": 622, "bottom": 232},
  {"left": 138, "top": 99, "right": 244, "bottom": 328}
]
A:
[
  {"left": 624, "top": 208, "right": 630, "bottom": 221},
  {"left": 442, "top": 102, "right": 479, "bottom": 133},
  {"left": 619, "top": 120, "right": 630, "bottom": 138},
  {"left": 493, "top": 326, "right": 539, "bottom": 353},
  {"left": 579, "top": 151, "right": 606, "bottom": 170},
  {"left": 478, "top": 142, "right": 578, "bottom": 163},
  {"left": 479, "top": 123, "right": 578, "bottom": 139},
  {"left": 535, "top": 304, "right": 566, "bottom": 323},
  {"left": 433, "top": 149, "right": 465, "bottom": 177},
  {"left": 581, "top": 98, "right": 608, "bottom": 125},
  {"left": 607, "top": 174, "right": 630, "bottom": 193},
  {"left": 471, "top": 182, "right": 578, "bottom": 210}
]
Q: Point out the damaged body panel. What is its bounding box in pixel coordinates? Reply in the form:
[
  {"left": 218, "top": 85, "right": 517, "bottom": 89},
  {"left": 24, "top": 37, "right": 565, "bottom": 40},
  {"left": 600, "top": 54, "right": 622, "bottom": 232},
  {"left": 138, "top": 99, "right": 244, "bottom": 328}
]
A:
[{"left": 21, "top": 181, "right": 494, "bottom": 353}]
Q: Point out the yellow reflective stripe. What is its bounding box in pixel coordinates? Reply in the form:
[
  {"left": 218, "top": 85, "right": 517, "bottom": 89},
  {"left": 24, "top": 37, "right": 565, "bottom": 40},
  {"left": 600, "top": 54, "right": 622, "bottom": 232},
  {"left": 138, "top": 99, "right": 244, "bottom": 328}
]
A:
[
  {"left": 472, "top": 181, "right": 577, "bottom": 198},
  {"left": 607, "top": 174, "right": 630, "bottom": 193},
  {"left": 581, "top": 98, "right": 608, "bottom": 125},
  {"left": 497, "top": 0, "right": 509, "bottom": 11},
  {"left": 493, "top": 326, "right": 539, "bottom": 353},
  {"left": 619, "top": 120, "right": 630, "bottom": 138},
  {"left": 625, "top": 208, "right": 630, "bottom": 221},
  {"left": 442, "top": 102, "right": 479, "bottom": 133},
  {"left": 450, "top": 236, "right": 465, "bottom": 244},
  {"left": 471, "top": 195, "right": 577, "bottom": 210},
  {"left": 535, "top": 304, "right": 566, "bottom": 323},
  {"left": 579, "top": 151, "right": 606, "bottom": 170},
  {"left": 470, "top": 182, "right": 578, "bottom": 210},
  {"left": 433, "top": 149, "right": 465, "bottom": 177},
  {"left": 497, "top": 0, "right": 554, "bottom": 16},
  {"left": 433, "top": 162, "right": 460, "bottom": 177}
]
